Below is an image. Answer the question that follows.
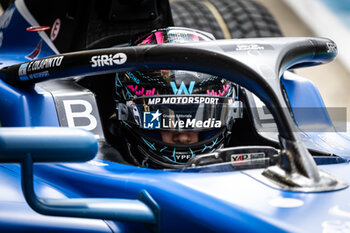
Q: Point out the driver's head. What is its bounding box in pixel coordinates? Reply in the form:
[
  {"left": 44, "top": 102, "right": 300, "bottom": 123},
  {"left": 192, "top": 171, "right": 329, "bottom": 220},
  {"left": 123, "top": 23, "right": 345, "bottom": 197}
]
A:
[{"left": 114, "top": 27, "right": 242, "bottom": 168}]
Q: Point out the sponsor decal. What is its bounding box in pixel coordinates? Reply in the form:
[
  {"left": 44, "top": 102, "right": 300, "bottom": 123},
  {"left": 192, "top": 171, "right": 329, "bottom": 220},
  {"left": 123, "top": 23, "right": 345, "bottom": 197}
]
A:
[
  {"left": 326, "top": 42, "right": 337, "bottom": 53},
  {"left": 168, "top": 32, "right": 190, "bottom": 43},
  {"left": 231, "top": 152, "right": 265, "bottom": 164},
  {"left": 147, "top": 96, "right": 219, "bottom": 105},
  {"left": 54, "top": 94, "right": 104, "bottom": 140},
  {"left": 206, "top": 84, "right": 230, "bottom": 96},
  {"left": 167, "top": 30, "right": 210, "bottom": 43},
  {"left": 162, "top": 117, "right": 221, "bottom": 129},
  {"left": 235, "top": 44, "right": 265, "bottom": 51},
  {"left": 50, "top": 18, "right": 61, "bottom": 41},
  {"left": 231, "top": 154, "right": 250, "bottom": 162},
  {"left": 127, "top": 85, "right": 155, "bottom": 96},
  {"left": 63, "top": 99, "right": 97, "bottom": 131},
  {"left": 175, "top": 154, "right": 192, "bottom": 161},
  {"left": 27, "top": 56, "right": 64, "bottom": 72},
  {"left": 125, "top": 71, "right": 140, "bottom": 84},
  {"left": 170, "top": 81, "right": 195, "bottom": 95},
  {"left": 19, "top": 65, "right": 49, "bottom": 81},
  {"left": 28, "top": 71, "right": 49, "bottom": 80},
  {"left": 25, "top": 40, "right": 42, "bottom": 60},
  {"left": 161, "top": 148, "right": 195, "bottom": 163},
  {"left": 18, "top": 63, "right": 29, "bottom": 80},
  {"left": 0, "top": 31, "right": 3, "bottom": 48},
  {"left": 0, "top": 8, "right": 15, "bottom": 29},
  {"left": 143, "top": 110, "right": 161, "bottom": 129},
  {"left": 90, "top": 53, "right": 127, "bottom": 67}
]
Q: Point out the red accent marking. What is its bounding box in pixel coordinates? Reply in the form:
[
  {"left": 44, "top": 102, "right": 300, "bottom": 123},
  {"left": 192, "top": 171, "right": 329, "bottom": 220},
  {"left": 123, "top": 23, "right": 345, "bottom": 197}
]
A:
[
  {"left": 26, "top": 40, "right": 42, "bottom": 60},
  {"left": 50, "top": 19, "right": 61, "bottom": 41},
  {"left": 154, "top": 31, "right": 164, "bottom": 44},
  {"left": 26, "top": 26, "right": 51, "bottom": 32}
]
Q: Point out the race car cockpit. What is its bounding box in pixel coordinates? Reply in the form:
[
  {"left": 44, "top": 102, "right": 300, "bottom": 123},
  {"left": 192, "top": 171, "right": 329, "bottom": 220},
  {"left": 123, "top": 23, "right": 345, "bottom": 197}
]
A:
[
  {"left": 67, "top": 27, "right": 341, "bottom": 172},
  {"left": 75, "top": 27, "right": 279, "bottom": 169},
  {"left": 2, "top": 1, "right": 350, "bottom": 231}
]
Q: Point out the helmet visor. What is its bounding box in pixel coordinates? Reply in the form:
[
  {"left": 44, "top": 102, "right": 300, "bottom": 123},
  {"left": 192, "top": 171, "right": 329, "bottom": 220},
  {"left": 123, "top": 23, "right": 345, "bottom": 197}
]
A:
[{"left": 118, "top": 95, "right": 242, "bottom": 131}]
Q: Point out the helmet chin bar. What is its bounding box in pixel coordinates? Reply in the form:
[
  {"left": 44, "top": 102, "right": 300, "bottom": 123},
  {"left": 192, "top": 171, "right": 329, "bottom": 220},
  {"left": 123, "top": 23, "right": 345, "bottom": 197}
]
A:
[
  {"left": 0, "top": 37, "right": 347, "bottom": 191},
  {"left": 123, "top": 122, "right": 227, "bottom": 169}
]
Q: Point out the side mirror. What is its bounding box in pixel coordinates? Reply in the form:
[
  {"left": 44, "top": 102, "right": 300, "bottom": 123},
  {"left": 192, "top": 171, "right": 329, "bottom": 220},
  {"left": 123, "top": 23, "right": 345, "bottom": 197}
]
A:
[
  {"left": 0, "top": 127, "right": 97, "bottom": 162},
  {"left": 0, "top": 127, "right": 160, "bottom": 232}
]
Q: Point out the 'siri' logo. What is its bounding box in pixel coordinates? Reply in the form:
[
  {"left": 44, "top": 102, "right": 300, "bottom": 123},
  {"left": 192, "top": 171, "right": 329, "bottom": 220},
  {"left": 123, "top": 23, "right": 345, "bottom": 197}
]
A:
[{"left": 91, "top": 53, "right": 127, "bottom": 67}]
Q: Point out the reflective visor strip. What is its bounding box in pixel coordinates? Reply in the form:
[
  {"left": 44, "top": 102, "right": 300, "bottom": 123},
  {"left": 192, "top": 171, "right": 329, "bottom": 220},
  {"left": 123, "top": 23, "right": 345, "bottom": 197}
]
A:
[
  {"left": 134, "top": 94, "right": 234, "bottom": 105},
  {"left": 118, "top": 95, "right": 241, "bottom": 131}
]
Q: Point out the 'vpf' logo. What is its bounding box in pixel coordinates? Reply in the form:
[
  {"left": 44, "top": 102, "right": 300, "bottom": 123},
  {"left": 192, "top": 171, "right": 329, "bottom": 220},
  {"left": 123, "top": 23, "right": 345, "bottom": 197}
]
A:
[{"left": 143, "top": 110, "right": 161, "bottom": 129}]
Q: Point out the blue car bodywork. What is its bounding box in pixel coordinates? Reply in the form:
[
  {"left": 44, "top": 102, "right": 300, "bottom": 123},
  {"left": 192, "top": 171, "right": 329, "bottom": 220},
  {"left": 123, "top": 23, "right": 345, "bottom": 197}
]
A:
[{"left": 1, "top": 2, "right": 350, "bottom": 233}]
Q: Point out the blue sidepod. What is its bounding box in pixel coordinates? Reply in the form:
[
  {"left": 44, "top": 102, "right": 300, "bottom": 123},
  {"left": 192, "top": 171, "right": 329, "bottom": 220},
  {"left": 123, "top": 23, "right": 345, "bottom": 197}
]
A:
[{"left": 16, "top": 159, "right": 348, "bottom": 233}]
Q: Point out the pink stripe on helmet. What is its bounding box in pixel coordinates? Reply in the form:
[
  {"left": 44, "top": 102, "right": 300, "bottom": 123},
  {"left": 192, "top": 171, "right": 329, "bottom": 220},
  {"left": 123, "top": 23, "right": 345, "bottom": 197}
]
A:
[
  {"left": 141, "top": 34, "right": 154, "bottom": 44},
  {"left": 155, "top": 31, "right": 164, "bottom": 44},
  {"left": 192, "top": 34, "right": 200, "bottom": 41}
]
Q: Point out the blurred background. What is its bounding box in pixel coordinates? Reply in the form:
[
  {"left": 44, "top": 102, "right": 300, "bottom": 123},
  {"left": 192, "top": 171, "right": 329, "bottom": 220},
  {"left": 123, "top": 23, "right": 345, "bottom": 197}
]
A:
[{"left": 256, "top": 0, "right": 350, "bottom": 122}]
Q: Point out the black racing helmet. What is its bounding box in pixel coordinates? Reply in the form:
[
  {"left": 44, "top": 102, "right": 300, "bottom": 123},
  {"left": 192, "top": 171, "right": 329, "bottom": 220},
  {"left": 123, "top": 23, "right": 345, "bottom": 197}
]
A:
[{"left": 114, "top": 27, "right": 242, "bottom": 168}]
